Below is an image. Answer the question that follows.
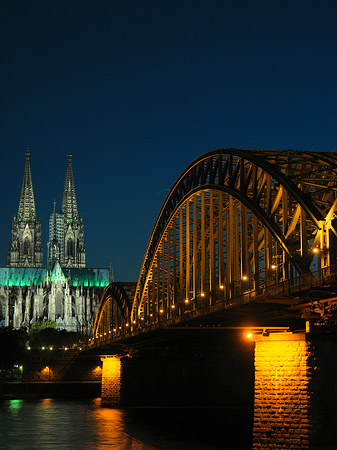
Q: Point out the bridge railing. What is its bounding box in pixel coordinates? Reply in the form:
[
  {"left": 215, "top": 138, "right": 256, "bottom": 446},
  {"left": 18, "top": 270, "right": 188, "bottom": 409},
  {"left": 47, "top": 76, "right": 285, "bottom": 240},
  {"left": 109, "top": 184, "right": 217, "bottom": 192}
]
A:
[
  {"left": 90, "top": 265, "right": 337, "bottom": 346},
  {"left": 261, "top": 265, "right": 336, "bottom": 298}
]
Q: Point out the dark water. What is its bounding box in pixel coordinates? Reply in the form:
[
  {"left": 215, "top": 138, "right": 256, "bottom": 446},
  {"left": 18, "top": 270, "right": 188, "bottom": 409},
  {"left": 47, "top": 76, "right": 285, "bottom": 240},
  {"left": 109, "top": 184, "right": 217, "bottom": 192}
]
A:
[{"left": 0, "top": 399, "right": 252, "bottom": 450}]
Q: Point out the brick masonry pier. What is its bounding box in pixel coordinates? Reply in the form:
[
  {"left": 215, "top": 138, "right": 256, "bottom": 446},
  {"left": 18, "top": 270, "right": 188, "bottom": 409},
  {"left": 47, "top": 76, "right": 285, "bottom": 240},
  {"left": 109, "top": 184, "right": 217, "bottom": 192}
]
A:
[
  {"left": 101, "top": 356, "right": 121, "bottom": 406},
  {"left": 253, "top": 331, "right": 337, "bottom": 450}
]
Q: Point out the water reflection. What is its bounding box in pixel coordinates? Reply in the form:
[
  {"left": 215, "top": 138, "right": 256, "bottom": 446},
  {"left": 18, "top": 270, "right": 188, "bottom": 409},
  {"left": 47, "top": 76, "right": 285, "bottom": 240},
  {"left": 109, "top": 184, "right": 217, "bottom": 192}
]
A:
[
  {"left": 86, "top": 403, "right": 152, "bottom": 449},
  {"left": 8, "top": 399, "right": 23, "bottom": 416},
  {"left": 0, "top": 399, "right": 251, "bottom": 449}
]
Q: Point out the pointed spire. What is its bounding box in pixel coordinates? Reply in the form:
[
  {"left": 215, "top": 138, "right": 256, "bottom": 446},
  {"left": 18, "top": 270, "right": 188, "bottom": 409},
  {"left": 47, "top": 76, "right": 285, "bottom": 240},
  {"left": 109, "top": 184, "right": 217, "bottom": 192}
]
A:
[
  {"left": 17, "top": 148, "right": 36, "bottom": 221},
  {"left": 61, "top": 150, "right": 79, "bottom": 222}
]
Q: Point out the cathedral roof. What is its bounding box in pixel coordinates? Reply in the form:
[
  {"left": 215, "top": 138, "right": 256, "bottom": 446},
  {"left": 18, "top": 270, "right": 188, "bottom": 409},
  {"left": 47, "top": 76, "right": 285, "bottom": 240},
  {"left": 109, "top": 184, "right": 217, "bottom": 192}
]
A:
[
  {"left": 17, "top": 149, "right": 37, "bottom": 221},
  {"left": 0, "top": 266, "right": 110, "bottom": 287},
  {"left": 0, "top": 267, "right": 45, "bottom": 286}
]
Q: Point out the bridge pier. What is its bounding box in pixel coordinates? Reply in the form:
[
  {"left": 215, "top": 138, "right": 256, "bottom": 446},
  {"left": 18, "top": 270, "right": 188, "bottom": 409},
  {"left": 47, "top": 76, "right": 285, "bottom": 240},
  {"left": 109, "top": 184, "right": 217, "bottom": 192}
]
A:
[
  {"left": 101, "top": 356, "right": 122, "bottom": 406},
  {"left": 253, "top": 330, "right": 337, "bottom": 449}
]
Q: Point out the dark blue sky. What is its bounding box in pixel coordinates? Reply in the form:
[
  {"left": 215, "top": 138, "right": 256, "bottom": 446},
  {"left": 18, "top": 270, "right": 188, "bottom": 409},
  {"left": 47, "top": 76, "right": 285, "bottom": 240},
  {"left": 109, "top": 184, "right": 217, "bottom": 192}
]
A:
[{"left": 1, "top": 0, "right": 337, "bottom": 280}]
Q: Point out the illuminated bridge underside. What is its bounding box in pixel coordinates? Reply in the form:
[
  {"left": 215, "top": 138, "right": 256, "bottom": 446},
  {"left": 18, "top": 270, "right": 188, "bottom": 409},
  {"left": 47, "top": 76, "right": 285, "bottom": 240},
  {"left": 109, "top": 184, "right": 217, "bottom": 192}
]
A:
[{"left": 93, "top": 149, "right": 337, "bottom": 341}]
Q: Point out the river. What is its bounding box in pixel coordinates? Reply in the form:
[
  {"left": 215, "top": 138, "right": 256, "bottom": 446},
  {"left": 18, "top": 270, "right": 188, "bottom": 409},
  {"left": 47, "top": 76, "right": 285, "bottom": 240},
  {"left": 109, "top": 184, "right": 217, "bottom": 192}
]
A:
[{"left": 0, "top": 398, "right": 252, "bottom": 449}]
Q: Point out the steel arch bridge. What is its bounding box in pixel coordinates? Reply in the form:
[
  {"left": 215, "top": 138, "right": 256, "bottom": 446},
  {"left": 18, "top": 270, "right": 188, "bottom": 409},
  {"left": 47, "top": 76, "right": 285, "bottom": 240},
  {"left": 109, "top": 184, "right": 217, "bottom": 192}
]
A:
[{"left": 92, "top": 149, "right": 337, "bottom": 343}]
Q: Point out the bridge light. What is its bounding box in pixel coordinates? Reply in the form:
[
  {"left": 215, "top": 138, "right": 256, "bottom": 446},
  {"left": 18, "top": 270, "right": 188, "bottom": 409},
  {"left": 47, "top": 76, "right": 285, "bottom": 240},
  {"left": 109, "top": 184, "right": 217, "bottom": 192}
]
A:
[
  {"left": 159, "top": 309, "right": 163, "bottom": 314},
  {"left": 220, "top": 285, "right": 224, "bottom": 289},
  {"left": 133, "top": 320, "right": 136, "bottom": 324},
  {"left": 201, "top": 292, "right": 205, "bottom": 297},
  {"left": 246, "top": 332, "right": 253, "bottom": 339},
  {"left": 271, "top": 264, "right": 277, "bottom": 270},
  {"left": 100, "top": 334, "right": 102, "bottom": 337},
  {"left": 150, "top": 313, "right": 153, "bottom": 317},
  {"left": 113, "top": 328, "right": 116, "bottom": 332},
  {"left": 313, "top": 247, "right": 319, "bottom": 253},
  {"left": 242, "top": 275, "right": 248, "bottom": 281},
  {"left": 104, "top": 332, "right": 106, "bottom": 335},
  {"left": 126, "top": 323, "right": 129, "bottom": 327},
  {"left": 185, "top": 299, "right": 189, "bottom": 303},
  {"left": 140, "top": 317, "right": 144, "bottom": 321},
  {"left": 171, "top": 305, "right": 175, "bottom": 309}
]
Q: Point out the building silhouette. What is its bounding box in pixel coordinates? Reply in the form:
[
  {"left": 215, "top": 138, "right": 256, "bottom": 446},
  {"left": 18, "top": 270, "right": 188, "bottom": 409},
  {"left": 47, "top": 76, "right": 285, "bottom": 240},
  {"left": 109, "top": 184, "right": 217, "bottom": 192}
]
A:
[{"left": 0, "top": 150, "right": 111, "bottom": 332}]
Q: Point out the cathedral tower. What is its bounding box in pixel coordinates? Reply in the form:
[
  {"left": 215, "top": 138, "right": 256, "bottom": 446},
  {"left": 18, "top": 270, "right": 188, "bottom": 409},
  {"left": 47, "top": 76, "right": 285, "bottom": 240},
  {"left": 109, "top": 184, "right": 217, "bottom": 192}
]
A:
[
  {"left": 47, "top": 151, "right": 86, "bottom": 268},
  {"left": 7, "top": 149, "right": 43, "bottom": 267}
]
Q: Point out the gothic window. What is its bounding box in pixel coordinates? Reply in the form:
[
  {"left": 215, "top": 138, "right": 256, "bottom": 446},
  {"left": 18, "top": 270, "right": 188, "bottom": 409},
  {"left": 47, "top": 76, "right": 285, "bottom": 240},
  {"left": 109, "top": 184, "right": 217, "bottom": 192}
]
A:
[
  {"left": 23, "top": 237, "right": 30, "bottom": 257},
  {"left": 67, "top": 238, "right": 74, "bottom": 257}
]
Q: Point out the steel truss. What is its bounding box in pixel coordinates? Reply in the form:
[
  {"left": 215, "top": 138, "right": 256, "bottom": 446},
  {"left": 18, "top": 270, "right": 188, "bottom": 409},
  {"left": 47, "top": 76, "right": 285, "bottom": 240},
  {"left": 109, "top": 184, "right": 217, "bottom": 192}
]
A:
[
  {"left": 94, "top": 149, "right": 337, "bottom": 339},
  {"left": 92, "top": 283, "right": 131, "bottom": 340}
]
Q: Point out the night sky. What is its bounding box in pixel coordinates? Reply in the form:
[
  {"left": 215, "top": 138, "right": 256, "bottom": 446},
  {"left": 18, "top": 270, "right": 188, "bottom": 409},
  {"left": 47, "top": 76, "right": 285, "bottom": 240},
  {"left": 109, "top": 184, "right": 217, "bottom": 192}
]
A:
[{"left": 1, "top": 1, "right": 337, "bottom": 281}]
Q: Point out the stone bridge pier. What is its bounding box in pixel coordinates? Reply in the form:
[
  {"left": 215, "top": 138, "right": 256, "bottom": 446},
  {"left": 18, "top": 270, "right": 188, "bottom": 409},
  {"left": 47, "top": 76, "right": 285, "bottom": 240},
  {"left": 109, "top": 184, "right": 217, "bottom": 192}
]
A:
[
  {"left": 100, "top": 329, "right": 337, "bottom": 449},
  {"left": 253, "top": 330, "right": 337, "bottom": 450}
]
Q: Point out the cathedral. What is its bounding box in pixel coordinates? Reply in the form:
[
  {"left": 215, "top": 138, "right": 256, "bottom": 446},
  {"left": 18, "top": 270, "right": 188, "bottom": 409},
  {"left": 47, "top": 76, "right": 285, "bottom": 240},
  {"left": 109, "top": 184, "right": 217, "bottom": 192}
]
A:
[{"left": 0, "top": 150, "right": 111, "bottom": 332}]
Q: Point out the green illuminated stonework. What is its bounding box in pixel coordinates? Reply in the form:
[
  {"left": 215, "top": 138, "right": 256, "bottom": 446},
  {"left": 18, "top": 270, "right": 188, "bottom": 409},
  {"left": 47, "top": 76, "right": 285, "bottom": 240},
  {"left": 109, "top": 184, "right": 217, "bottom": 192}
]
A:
[{"left": 0, "top": 266, "right": 109, "bottom": 288}]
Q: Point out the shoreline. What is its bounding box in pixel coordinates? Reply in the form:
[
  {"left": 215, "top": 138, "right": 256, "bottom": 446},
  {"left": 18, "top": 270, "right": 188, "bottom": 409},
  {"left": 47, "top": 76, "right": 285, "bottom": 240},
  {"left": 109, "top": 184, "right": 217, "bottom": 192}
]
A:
[{"left": 0, "top": 381, "right": 101, "bottom": 399}]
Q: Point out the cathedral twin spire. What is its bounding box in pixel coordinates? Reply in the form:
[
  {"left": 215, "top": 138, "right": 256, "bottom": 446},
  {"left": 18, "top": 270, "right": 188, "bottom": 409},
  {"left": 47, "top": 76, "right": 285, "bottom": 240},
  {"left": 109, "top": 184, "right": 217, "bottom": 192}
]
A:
[
  {"left": 17, "top": 149, "right": 36, "bottom": 222},
  {"left": 61, "top": 150, "right": 79, "bottom": 222},
  {"left": 7, "top": 150, "right": 86, "bottom": 269}
]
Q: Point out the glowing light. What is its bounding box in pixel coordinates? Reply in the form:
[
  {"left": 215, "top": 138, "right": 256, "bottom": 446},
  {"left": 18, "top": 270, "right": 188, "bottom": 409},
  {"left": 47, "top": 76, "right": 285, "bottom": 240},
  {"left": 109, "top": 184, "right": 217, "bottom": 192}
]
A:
[
  {"left": 113, "top": 328, "right": 116, "bottom": 331},
  {"left": 201, "top": 293, "right": 205, "bottom": 297},
  {"left": 49, "top": 347, "right": 53, "bottom": 350},
  {"left": 150, "top": 313, "right": 153, "bottom": 317},
  {"left": 64, "top": 347, "right": 68, "bottom": 351},
  {"left": 133, "top": 320, "right": 136, "bottom": 324},
  {"left": 100, "top": 334, "right": 102, "bottom": 337},
  {"left": 27, "top": 347, "right": 31, "bottom": 350},
  {"left": 220, "top": 285, "right": 224, "bottom": 289},
  {"left": 42, "top": 347, "right": 45, "bottom": 350},
  {"left": 313, "top": 247, "right": 319, "bottom": 253},
  {"left": 242, "top": 275, "right": 248, "bottom": 281},
  {"left": 247, "top": 333, "right": 253, "bottom": 339},
  {"left": 185, "top": 299, "right": 189, "bottom": 303},
  {"left": 171, "top": 304, "right": 175, "bottom": 309},
  {"left": 101, "top": 357, "right": 121, "bottom": 403},
  {"left": 271, "top": 264, "right": 277, "bottom": 270},
  {"left": 159, "top": 309, "right": 163, "bottom": 314},
  {"left": 126, "top": 323, "right": 129, "bottom": 327}
]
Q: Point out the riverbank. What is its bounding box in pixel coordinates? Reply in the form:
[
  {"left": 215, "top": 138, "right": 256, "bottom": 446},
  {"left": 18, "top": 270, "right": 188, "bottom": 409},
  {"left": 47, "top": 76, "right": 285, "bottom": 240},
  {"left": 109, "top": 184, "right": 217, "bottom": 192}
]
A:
[{"left": 0, "top": 381, "right": 101, "bottom": 399}]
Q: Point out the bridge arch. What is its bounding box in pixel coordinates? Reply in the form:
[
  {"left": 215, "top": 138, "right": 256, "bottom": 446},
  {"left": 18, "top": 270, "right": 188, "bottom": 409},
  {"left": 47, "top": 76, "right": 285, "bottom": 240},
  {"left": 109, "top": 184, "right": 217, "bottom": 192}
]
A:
[
  {"left": 131, "top": 149, "right": 337, "bottom": 322},
  {"left": 92, "top": 283, "right": 132, "bottom": 341}
]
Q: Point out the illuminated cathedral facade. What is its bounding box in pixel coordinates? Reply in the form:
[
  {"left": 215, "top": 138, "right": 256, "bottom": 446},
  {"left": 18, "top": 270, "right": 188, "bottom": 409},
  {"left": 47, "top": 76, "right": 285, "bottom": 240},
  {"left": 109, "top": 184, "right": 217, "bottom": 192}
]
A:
[{"left": 0, "top": 150, "right": 111, "bottom": 332}]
